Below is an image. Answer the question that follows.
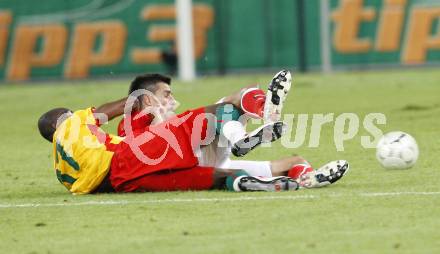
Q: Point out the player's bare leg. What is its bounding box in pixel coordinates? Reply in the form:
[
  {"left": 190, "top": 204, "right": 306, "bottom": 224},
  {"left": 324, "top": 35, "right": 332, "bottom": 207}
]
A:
[{"left": 270, "top": 155, "right": 310, "bottom": 176}]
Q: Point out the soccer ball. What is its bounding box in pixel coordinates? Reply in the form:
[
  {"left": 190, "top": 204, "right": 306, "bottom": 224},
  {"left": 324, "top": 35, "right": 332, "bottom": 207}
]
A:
[{"left": 376, "top": 131, "right": 419, "bottom": 169}]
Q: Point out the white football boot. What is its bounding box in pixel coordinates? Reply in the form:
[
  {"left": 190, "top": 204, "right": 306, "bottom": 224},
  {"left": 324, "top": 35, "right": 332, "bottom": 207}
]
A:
[
  {"left": 299, "top": 160, "right": 349, "bottom": 188},
  {"left": 230, "top": 121, "right": 286, "bottom": 157},
  {"left": 263, "top": 70, "right": 292, "bottom": 123},
  {"left": 233, "top": 175, "right": 299, "bottom": 192}
]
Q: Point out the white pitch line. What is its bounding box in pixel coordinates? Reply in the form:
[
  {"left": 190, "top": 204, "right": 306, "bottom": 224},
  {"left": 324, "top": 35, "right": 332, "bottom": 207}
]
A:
[
  {"left": 360, "top": 191, "right": 440, "bottom": 197},
  {"left": 0, "top": 191, "right": 439, "bottom": 209},
  {"left": 0, "top": 195, "right": 317, "bottom": 209}
]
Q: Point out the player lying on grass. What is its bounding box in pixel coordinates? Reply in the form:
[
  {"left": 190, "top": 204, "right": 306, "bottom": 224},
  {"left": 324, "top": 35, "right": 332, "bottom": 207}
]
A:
[
  {"left": 37, "top": 71, "right": 348, "bottom": 195},
  {"left": 117, "top": 72, "right": 349, "bottom": 187}
]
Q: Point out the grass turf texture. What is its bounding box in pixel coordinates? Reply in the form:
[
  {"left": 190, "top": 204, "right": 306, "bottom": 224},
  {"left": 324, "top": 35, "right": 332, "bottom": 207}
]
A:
[{"left": 1, "top": 69, "right": 440, "bottom": 253}]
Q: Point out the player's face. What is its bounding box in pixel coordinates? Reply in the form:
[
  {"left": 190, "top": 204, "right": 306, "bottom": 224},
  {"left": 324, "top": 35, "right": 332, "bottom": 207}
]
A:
[{"left": 153, "top": 82, "right": 177, "bottom": 112}]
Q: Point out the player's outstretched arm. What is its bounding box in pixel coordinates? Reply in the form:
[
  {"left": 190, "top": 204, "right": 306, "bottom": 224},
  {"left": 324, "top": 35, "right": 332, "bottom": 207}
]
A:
[{"left": 94, "top": 97, "right": 139, "bottom": 124}]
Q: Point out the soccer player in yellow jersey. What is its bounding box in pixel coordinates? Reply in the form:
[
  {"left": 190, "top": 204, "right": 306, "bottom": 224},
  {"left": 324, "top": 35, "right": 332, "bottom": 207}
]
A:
[{"left": 38, "top": 99, "right": 127, "bottom": 194}]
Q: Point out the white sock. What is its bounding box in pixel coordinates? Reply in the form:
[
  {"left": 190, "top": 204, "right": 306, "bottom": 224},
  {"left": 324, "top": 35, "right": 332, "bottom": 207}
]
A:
[
  {"left": 222, "top": 120, "right": 246, "bottom": 144},
  {"left": 220, "top": 159, "right": 272, "bottom": 177}
]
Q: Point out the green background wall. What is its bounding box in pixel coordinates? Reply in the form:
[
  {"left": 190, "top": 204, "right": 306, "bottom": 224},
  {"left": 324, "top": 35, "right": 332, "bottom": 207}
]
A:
[{"left": 0, "top": 0, "right": 439, "bottom": 81}]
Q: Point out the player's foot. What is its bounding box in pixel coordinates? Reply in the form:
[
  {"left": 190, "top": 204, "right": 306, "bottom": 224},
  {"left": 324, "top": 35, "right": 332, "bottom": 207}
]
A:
[
  {"left": 233, "top": 175, "right": 299, "bottom": 191},
  {"left": 231, "top": 121, "right": 285, "bottom": 157},
  {"left": 299, "top": 160, "right": 349, "bottom": 188},
  {"left": 263, "top": 69, "right": 292, "bottom": 123}
]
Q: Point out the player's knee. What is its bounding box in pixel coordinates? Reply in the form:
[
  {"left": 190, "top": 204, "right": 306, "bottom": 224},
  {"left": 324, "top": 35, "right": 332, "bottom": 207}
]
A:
[
  {"left": 215, "top": 104, "right": 241, "bottom": 134},
  {"left": 289, "top": 155, "right": 308, "bottom": 165}
]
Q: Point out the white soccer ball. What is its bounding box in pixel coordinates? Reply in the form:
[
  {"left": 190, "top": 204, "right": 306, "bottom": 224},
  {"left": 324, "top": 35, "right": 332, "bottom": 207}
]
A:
[{"left": 376, "top": 131, "right": 419, "bottom": 169}]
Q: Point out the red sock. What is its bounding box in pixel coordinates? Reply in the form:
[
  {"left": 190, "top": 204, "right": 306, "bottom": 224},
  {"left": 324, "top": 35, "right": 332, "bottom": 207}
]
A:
[
  {"left": 287, "top": 164, "right": 313, "bottom": 179},
  {"left": 241, "top": 88, "right": 266, "bottom": 118}
]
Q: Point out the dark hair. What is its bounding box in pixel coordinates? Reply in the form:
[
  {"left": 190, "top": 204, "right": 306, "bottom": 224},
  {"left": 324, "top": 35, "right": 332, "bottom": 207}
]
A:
[
  {"left": 38, "top": 108, "right": 71, "bottom": 142},
  {"left": 129, "top": 73, "right": 171, "bottom": 95}
]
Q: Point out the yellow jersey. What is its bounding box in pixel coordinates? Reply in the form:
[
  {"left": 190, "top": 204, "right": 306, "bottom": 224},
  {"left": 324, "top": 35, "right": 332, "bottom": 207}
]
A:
[{"left": 52, "top": 107, "right": 123, "bottom": 194}]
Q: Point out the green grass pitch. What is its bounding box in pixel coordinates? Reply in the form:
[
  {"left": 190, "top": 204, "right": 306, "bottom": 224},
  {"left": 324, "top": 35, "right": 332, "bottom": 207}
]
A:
[{"left": 0, "top": 69, "right": 440, "bottom": 253}]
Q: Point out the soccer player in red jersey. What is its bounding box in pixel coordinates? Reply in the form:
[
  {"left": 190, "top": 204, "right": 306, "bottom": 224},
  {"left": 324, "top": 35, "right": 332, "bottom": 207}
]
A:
[{"left": 116, "top": 72, "right": 349, "bottom": 189}]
